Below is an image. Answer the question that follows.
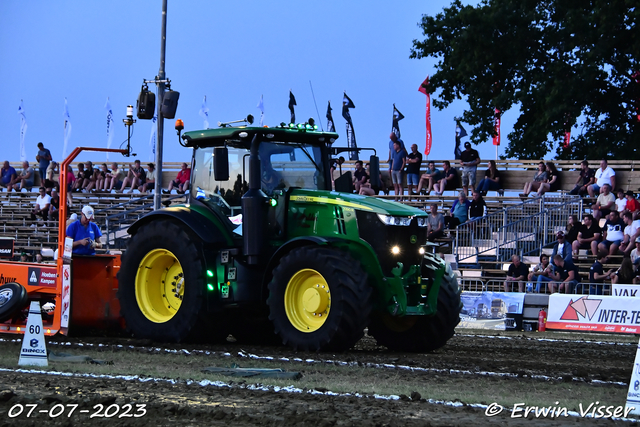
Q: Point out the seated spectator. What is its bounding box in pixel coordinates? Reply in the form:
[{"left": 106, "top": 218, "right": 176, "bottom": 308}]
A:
[
  {"left": 15, "top": 161, "right": 34, "bottom": 191},
  {"left": 615, "top": 188, "right": 627, "bottom": 212},
  {"left": 359, "top": 163, "right": 383, "bottom": 196},
  {"left": 620, "top": 212, "right": 640, "bottom": 256},
  {"left": 30, "top": 187, "right": 51, "bottom": 222},
  {"left": 95, "top": 163, "right": 110, "bottom": 192},
  {"left": 528, "top": 254, "right": 553, "bottom": 293},
  {"left": 81, "top": 161, "right": 97, "bottom": 192},
  {"left": 551, "top": 231, "right": 572, "bottom": 265},
  {"left": 536, "top": 161, "right": 560, "bottom": 196},
  {"left": 504, "top": 254, "right": 528, "bottom": 293},
  {"left": 625, "top": 191, "right": 640, "bottom": 215},
  {"left": 612, "top": 256, "right": 635, "bottom": 285},
  {"left": 468, "top": 191, "right": 486, "bottom": 221},
  {"left": 35, "top": 253, "right": 43, "bottom": 264},
  {"left": 445, "top": 192, "right": 470, "bottom": 229},
  {"left": 72, "top": 163, "right": 85, "bottom": 192},
  {"left": 548, "top": 255, "right": 579, "bottom": 294},
  {"left": 105, "top": 162, "right": 124, "bottom": 192},
  {"left": 598, "top": 209, "right": 625, "bottom": 256},
  {"left": 19, "top": 251, "right": 29, "bottom": 263},
  {"left": 565, "top": 215, "right": 580, "bottom": 244},
  {"left": 592, "top": 183, "right": 615, "bottom": 221},
  {"left": 417, "top": 161, "right": 442, "bottom": 195},
  {"left": 120, "top": 160, "right": 147, "bottom": 194},
  {"left": 352, "top": 160, "right": 368, "bottom": 194},
  {"left": 163, "top": 163, "right": 191, "bottom": 194},
  {"left": 433, "top": 161, "right": 459, "bottom": 196},
  {"left": 48, "top": 188, "right": 61, "bottom": 222},
  {"left": 585, "top": 252, "right": 614, "bottom": 295},
  {"left": 427, "top": 204, "right": 445, "bottom": 241},
  {"left": 1, "top": 161, "right": 17, "bottom": 192},
  {"left": 569, "top": 160, "right": 595, "bottom": 196},
  {"left": 44, "top": 161, "right": 58, "bottom": 192},
  {"left": 571, "top": 214, "right": 601, "bottom": 256},
  {"left": 520, "top": 162, "right": 547, "bottom": 198},
  {"left": 476, "top": 160, "right": 502, "bottom": 196},
  {"left": 588, "top": 159, "right": 616, "bottom": 198},
  {"left": 139, "top": 163, "right": 156, "bottom": 193}
]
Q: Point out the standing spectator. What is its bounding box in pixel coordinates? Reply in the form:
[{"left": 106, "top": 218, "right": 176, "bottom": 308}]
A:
[
  {"left": 565, "top": 215, "right": 581, "bottom": 244},
  {"left": 520, "top": 162, "right": 547, "bottom": 198},
  {"left": 15, "top": 161, "right": 34, "bottom": 191},
  {"left": 548, "top": 255, "right": 579, "bottom": 294},
  {"left": 105, "top": 162, "right": 124, "bottom": 192},
  {"left": 1, "top": 161, "right": 17, "bottom": 192},
  {"left": 30, "top": 187, "right": 51, "bottom": 222},
  {"left": 387, "top": 132, "right": 406, "bottom": 171},
  {"left": 468, "top": 191, "right": 486, "bottom": 221},
  {"left": 587, "top": 252, "right": 614, "bottom": 295},
  {"left": 389, "top": 140, "right": 406, "bottom": 201},
  {"left": 164, "top": 163, "right": 191, "bottom": 194},
  {"left": 598, "top": 209, "right": 625, "bottom": 256},
  {"left": 528, "top": 254, "right": 553, "bottom": 293},
  {"left": 352, "top": 160, "right": 368, "bottom": 194},
  {"left": 81, "top": 161, "right": 96, "bottom": 192},
  {"left": 571, "top": 214, "right": 601, "bottom": 256},
  {"left": 405, "top": 144, "right": 422, "bottom": 197},
  {"left": 625, "top": 191, "right": 640, "bottom": 215},
  {"left": 416, "top": 161, "right": 441, "bottom": 195},
  {"left": 35, "top": 142, "right": 52, "bottom": 183},
  {"left": 476, "top": 160, "right": 502, "bottom": 196},
  {"left": 569, "top": 160, "right": 595, "bottom": 196},
  {"left": 445, "top": 192, "right": 470, "bottom": 229},
  {"left": 587, "top": 159, "right": 616, "bottom": 197},
  {"left": 611, "top": 257, "right": 635, "bottom": 285},
  {"left": 504, "top": 254, "right": 528, "bottom": 293},
  {"left": 433, "top": 161, "right": 459, "bottom": 196},
  {"left": 614, "top": 188, "right": 627, "bottom": 212},
  {"left": 139, "top": 163, "right": 156, "bottom": 193},
  {"left": 44, "top": 160, "right": 58, "bottom": 193},
  {"left": 120, "top": 160, "right": 147, "bottom": 193},
  {"left": 459, "top": 141, "right": 480, "bottom": 195},
  {"left": 551, "top": 231, "right": 572, "bottom": 265},
  {"left": 72, "top": 163, "right": 85, "bottom": 192},
  {"left": 536, "top": 161, "right": 560, "bottom": 196},
  {"left": 592, "top": 183, "right": 615, "bottom": 221},
  {"left": 427, "top": 204, "right": 445, "bottom": 241},
  {"left": 619, "top": 212, "right": 640, "bottom": 255}
]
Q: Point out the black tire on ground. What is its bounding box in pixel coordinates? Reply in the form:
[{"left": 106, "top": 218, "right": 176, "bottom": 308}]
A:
[
  {"left": 267, "top": 246, "right": 372, "bottom": 352},
  {"left": 0, "top": 283, "right": 28, "bottom": 323},
  {"left": 368, "top": 266, "right": 462, "bottom": 352},
  {"left": 117, "top": 219, "right": 227, "bottom": 343}
]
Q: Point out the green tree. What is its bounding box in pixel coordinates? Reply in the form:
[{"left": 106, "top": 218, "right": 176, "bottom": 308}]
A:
[{"left": 411, "top": 0, "right": 640, "bottom": 160}]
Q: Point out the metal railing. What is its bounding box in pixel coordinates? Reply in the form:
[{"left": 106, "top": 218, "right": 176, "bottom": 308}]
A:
[
  {"left": 459, "top": 279, "right": 617, "bottom": 295},
  {"left": 454, "top": 195, "right": 583, "bottom": 263}
]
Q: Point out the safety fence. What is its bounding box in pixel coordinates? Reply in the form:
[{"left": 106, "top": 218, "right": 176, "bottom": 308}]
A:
[{"left": 459, "top": 279, "right": 617, "bottom": 296}]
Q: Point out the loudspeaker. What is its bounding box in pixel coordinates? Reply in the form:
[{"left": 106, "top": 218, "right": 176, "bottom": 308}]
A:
[
  {"left": 161, "top": 90, "right": 180, "bottom": 119},
  {"left": 137, "top": 90, "right": 156, "bottom": 120},
  {"left": 334, "top": 171, "right": 353, "bottom": 193}
]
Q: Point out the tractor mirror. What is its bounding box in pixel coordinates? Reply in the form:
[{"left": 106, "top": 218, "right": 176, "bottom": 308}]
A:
[
  {"left": 214, "top": 147, "right": 230, "bottom": 181},
  {"left": 369, "top": 155, "right": 381, "bottom": 188}
]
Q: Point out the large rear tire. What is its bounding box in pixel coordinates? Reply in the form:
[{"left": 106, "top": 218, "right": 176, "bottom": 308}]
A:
[
  {"left": 0, "top": 283, "right": 28, "bottom": 323},
  {"left": 267, "top": 246, "right": 372, "bottom": 352},
  {"left": 368, "top": 266, "right": 461, "bottom": 352},
  {"left": 118, "top": 220, "right": 227, "bottom": 342}
]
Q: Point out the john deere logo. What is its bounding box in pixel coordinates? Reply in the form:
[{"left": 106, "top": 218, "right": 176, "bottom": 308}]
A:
[{"left": 410, "top": 235, "right": 417, "bottom": 244}]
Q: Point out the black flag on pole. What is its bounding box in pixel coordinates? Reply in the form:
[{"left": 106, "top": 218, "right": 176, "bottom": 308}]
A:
[
  {"left": 288, "top": 91, "right": 297, "bottom": 124},
  {"left": 342, "top": 93, "right": 358, "bottom": 160},
  {"left": 326, "top": 101, "right": 335, "bottom": 132},
  {"left": 391, "top": 104, "right": 404, "bottom": 139},
  {"left": 455, "top": 120, "right": 467, "bottom": 160}
]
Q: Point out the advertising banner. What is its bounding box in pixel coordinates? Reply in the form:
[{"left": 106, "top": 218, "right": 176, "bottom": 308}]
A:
[
  {"left": 612, "top": 284, "right": 640, "bottom": 297},
  {"left": 0, "top": 238, "right": 14, "bottom": 259},
  {"left": 547, "top": 294, "right": 640, "bottom": 334},
  {"left": 626, "top": 339, "right": 640, "bottom": 416},
  {"left": 60, "top": 264, "right": 71, "bottom": 332},
  {"left": 458, "top": 291, "right": 525, "bottom": 330}
]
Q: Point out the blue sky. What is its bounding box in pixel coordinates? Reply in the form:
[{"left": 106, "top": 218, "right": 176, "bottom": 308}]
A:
[{"left": 0, "top": 0, "right": 514, "bottom": 166}]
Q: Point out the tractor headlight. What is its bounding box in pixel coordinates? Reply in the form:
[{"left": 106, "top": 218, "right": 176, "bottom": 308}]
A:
[
  {"left": 416, "top": 217, "right": 428, "bottom": 227},
  {"left": 377, "top": 214, "right": 411, "bottom": 226}
]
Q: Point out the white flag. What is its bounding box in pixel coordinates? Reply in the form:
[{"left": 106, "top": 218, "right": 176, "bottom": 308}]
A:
[
  {"left": 62, "top": 98, "right": 72, "bottom": 160},
  {"left": 149, "top": 114, "right": 157, "bottom": 162},
  {"left": 199, "top": 95, "right": 209, "bottom": 129},
  {"left": 257, "top": 94, "right": 264, "bottom": 126},
  {"left": 18, "top": 100, "right": 27, "bottom": 162},
  {"left": 105, "top": 97, "right": 115, "bottom": 160}
]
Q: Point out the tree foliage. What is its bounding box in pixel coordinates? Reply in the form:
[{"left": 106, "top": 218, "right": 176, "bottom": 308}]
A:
[{"left": 410, "top": 0, "right": 640, "bottom": 160}]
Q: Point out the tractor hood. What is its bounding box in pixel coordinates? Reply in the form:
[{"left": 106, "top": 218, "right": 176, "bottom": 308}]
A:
[{"left": 288, "top": 189, "right": 428, "bottom": 217}]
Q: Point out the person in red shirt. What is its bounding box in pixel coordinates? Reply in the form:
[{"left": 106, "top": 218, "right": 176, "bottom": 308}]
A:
[
  {"left": 625, "top": 191, "right": 640, "bottom": 216},
  {"left": 163, "top": 163, "right": 191, "bottom": 194}
]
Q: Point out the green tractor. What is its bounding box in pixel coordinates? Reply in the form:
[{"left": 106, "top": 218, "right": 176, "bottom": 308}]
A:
[{"left": 117, "top": 119, "right": 461, "bottom": 352}]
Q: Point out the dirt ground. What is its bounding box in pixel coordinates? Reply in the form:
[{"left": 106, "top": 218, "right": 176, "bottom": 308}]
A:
[{"left": 0, "top": 331, "right": 637, "bottom": 426}]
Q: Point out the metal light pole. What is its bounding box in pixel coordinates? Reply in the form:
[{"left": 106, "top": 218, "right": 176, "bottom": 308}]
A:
[{"left": 153, "top": 0, "right": 168, "bottom": 211}]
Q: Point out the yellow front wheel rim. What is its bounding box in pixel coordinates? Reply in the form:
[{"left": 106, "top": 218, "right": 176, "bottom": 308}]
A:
[
  {"left": 284, "top": 269, "right": 331, "bottom": 332},
  {"left": 135, "top": 249, "right": 184, "bottom": 323}
]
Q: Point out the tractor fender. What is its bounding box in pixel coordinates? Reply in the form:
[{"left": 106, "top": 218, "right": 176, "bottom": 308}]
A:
[{"left": 127, "top": 208, "right": 234, "bottom": 246}]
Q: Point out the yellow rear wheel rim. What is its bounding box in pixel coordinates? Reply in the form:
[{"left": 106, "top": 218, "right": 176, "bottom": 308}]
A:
[
  {"left": 135, "top": 249, "right": 184, "bottom": 323},
  {"left": 284, "top": 269, "right": 331, "bottom": 332}
]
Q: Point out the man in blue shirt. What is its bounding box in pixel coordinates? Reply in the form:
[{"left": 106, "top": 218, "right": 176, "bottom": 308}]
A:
[
  {"left": 390, "top": 140, "right": 407, "bottom": 201},
  {"left": 1, "top": 161, "right": 17, "bottom": 191},
  {"left": 66, "top": 205, "right": 102, "bottom": 255},
  {"left": 36, "top": 142, "right": 52, "bottom": 183}
]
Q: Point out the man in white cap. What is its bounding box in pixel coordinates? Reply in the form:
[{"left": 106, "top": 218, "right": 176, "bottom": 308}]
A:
[{"left": 65, "top": 205, "right": 102, "bottom": 255}]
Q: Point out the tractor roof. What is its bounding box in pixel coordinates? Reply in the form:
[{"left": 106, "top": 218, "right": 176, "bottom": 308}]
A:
[{"left": 182, "top": 126, "right": 340, "bottom": 148}]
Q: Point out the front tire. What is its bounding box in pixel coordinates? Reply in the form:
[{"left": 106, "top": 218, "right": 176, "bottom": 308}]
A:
[
  {"left": 267, "top": 246, "right": 372, "bottom": 352},
  {"left": 368, "top": 266, "right": 461, "bottom": 352}
]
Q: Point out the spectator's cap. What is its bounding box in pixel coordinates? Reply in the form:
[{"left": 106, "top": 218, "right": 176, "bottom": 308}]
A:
[
  {"left": 464, "top": 141, "right": 471, "bottom": 148},
  {"left": 636, "top": 236, "right": 640, "bottom": 243},
  {"left": 147, "top": 163, "right": 155, "bottom": 168},
  {"left": 627, "top": 190, "right": 635, "bottom": 197},
  {"left": 20, "top": 251, "right": 27, "bottom": 256},
  {"left": 81, "top": 205, "right": 94, "bottom": 220},
  {"left": 556, "top": 231, "right": 565, "bottom": 238}
]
